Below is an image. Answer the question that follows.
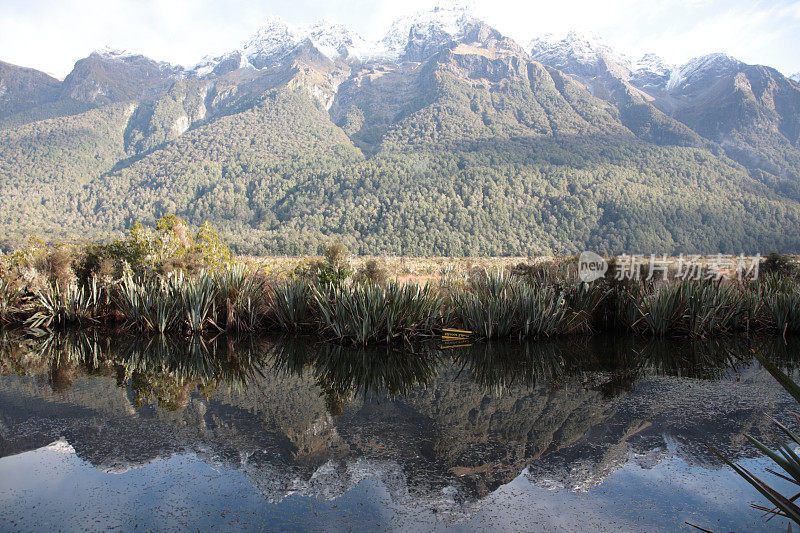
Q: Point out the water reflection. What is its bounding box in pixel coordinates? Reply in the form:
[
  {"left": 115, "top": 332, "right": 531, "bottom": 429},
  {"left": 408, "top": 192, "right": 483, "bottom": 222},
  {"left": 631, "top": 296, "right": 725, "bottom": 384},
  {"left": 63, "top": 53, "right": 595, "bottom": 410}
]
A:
[{"left": 0, "top": 331, "right": 798, "bottom": 530}]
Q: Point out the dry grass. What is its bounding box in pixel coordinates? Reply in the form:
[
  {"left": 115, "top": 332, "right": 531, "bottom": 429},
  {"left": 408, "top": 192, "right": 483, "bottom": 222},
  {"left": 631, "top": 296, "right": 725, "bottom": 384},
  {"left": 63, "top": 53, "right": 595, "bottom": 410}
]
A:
[
  {"left": 238, "top": 255, "right": 537, "bottom": 282},
  {"left": 237, "top": 254, "right": 786, "bottom": 283}
]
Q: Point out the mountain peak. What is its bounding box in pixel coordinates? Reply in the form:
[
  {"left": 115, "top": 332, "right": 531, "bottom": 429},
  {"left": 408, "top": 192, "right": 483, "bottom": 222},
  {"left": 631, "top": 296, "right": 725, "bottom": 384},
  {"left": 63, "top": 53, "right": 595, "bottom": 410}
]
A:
[
  {"left": 88, "top": 47, "right": 183, "bottom": 75},
  {"left": 91, "top": 47, "right": 142, "bottom": 61},
  {"left": 195, "top": 17, "right": 371, "bottom": 75},
  {"left": 297, "top": 20, "right": 371, "bottom": 62},
  {"left": 632, "top": 53, "right": 671, "bottom": 74},
  {"left": 790, "top": 72, "right": 800, "bottom": 83},
  {"left": 630, "top": 52, "right": 673, "bottom": 89},
  {"left": 664, "top": 52, "right": 741, "bottom": 91},
  {"left": 529, "top": 31, "right": 631, "bottom": 77},
  {"left": 196, "top": 3, "right": 496, "bottom": 72},
  {"left": 379, "top": 2, "right": 482, "bottom": 61},
  {"left": 241, "top": 16, "right": 305, "bottom": 68}
]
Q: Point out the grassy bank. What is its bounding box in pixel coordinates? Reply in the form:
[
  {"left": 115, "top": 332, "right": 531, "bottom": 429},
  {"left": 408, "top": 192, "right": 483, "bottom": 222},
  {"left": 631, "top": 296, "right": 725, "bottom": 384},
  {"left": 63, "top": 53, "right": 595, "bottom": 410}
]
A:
[{"left": 1, "top": 217, "right": 799, "bottom": 344}]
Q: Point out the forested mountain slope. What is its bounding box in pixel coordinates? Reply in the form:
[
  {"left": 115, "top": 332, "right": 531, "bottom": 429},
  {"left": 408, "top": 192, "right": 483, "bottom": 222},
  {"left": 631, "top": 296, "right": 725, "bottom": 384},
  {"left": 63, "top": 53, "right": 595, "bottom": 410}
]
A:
[{"left": 1, "top": 5, "right": 799, "bottom": 254}]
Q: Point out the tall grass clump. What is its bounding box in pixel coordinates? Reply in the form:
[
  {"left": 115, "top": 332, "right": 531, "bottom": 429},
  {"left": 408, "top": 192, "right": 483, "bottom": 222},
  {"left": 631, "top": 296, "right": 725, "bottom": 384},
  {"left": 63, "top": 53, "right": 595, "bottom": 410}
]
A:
[
  {"left": 629, "top": 279, "right": 748, "bottom": 338},
  {"left": 114, "top": 273, "right": 179, "bottom": 333},
  {"left": 175, "top": 271, "right": 218, "bottom": 333},
  {"left": 26, "top": 278, "right": 103, "bottom": 330},
  {"left": 515, "top": 283, "right": 570, "bottom": 338},
  {"left": 215, "top": 264, "right": 266, "bottom": 331},
  {"left": 313, "top": 281, "right": 442, "bottom": 344},
  {"left": 453, "top": 271, "right": 601, "bottom": 339},
  {"left": 455, "top": 271, "right": 517, "bottom": 339},
  {"left": 560, "top": 279, "right": 607, "bottom": 334},
  {"left": 0, "top": 277, "right": 22, "bottom": 325},
  {"left": 268, "top": 279, "right": 311, "bottom": 332},
  {"left": 115, "top": 271, "right": 220, "bottom": 334},
  {"left": 762, "top": 282, "right": 800, "bottom": 335}
]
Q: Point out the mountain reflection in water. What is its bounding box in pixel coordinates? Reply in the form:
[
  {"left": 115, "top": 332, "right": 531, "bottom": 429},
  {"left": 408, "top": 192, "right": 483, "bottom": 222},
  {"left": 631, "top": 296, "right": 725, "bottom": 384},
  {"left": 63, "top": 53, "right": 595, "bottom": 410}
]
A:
[{"left": 0, "top": 332, "right": 798, "bottom": 531}]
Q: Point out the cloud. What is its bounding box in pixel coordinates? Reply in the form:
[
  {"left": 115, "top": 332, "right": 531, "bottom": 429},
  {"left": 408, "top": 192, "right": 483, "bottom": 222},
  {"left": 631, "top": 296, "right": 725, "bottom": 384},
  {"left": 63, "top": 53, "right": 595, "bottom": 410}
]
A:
[{"left": 0, "top": 0, "right": 798, "bottom": 78}]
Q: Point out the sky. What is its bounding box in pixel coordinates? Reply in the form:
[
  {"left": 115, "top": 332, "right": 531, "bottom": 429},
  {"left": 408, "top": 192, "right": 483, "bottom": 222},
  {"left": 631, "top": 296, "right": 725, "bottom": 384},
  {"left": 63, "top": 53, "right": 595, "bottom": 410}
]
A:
[{"left": 1, "top": 0, "right": 798, "bottom": 79}]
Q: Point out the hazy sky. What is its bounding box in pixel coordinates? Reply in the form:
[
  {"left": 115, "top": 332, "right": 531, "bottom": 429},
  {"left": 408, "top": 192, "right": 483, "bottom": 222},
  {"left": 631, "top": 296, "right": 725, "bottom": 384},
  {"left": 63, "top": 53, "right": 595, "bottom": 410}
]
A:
[{"left": 1, "top": 0, "right": 798, "bottom": 78}]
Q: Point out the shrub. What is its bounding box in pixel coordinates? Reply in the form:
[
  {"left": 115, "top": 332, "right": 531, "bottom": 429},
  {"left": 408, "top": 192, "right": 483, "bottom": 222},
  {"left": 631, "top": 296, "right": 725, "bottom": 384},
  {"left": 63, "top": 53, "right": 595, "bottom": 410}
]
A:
[
  {"left": 762, "top": 252, "right": 798, "bottom": 278},
  {"left": 77, "top": 216, "right": 232, "bottom": 279},
  {"left": 356, "top": 259, "right": 389, "bottom": 286},
  {"left": 75, "top": 245, "right": 116, "bottom": 286},
  {"left": 43, "top": 246, "right": 76, "bottom": 288},
  {"left": 293, "top": 242, "right": 354, "bottom": 285},
  {"left": 317, "top": 241, "right": 353, "bottom": 285}
]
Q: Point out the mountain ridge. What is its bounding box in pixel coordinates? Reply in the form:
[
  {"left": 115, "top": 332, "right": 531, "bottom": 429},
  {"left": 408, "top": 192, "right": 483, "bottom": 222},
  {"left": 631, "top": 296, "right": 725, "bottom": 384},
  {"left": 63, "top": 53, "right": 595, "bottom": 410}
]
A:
[{"left": 0, "top": 5, "right": 799, "bottom": 254}]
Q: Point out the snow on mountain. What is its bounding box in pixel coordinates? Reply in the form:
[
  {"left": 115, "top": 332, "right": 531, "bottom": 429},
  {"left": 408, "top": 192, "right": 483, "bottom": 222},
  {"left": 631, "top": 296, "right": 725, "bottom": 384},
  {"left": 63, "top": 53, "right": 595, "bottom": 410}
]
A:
[
  {"left": 791, "top": 72, "right": 800, "bottom": 83},
  {"left": 528, "top": 32, "right": 750, "bottom": 96},
  {"left": 193, "top": 16, "right": 372, "bottom": 76},
  {"left": 529, "top": 31, "right": 632, "bottom": 77},
  {"left": 241, "top": 16, "right": 308, "bottom": 68},
  {"left": 181, "top": 7, "right": 767, "bottom": 96},
  {"left": 92, "top": 47, "right": 141, "bottom": 60},
  {"left": 662, "top": 53, "right": 740, "bottom": 92},
  {"left": 192, "top": 4, "right": 497, "bottom": 75},
  {"left": 379, "top": 3, "right": 480, "bottom": 60},
  {"left": 630, "top": 53, "right": 672, "bottom": 89},
  {"left": 304, "top": 21, "right": 373, "bottom": 61}
]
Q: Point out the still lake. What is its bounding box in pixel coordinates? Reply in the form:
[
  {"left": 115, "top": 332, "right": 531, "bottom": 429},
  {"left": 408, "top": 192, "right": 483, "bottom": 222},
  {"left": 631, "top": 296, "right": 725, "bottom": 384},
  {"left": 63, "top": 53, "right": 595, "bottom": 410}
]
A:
[{"left": 0, "top": 332, "right": 797, "bottom": 532}]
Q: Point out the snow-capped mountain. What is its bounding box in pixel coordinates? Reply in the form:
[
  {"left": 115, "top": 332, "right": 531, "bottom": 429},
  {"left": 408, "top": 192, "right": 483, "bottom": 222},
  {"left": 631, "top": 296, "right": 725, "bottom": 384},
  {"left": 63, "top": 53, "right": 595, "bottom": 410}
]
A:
[
  {"left": 380, "top": 3, "right": 482, "bottom": 61},
  {"left": 791, "top": 72, "right": 800, "bottom": 83},
  {"left": 58, "top": 47, "right": 183, "bottom": 104},
  {"left": 529, "top": 31, "right": 633, "bottom": 78},
  {"left": 92, "top": 47, "right": 141, "bottom": 61},
  {"left": 193, "top": 16, "right": 372, "bottom": 76},
  {"left": 1, "top": 1, "right": 799, "bottom": 235},
  {"left": 524, "top": 30, "right": 800, "bottom": 181},
  {"left": 657, "top": 52, "right": 741, "bottom": 93},
  {"left": 630, "top": 53, "right": 672, "bottom": 90},
  {"left": 192, "top": 4, "right": 491, "bottom": 76},
  {"left": 527, "top": 33, "right": 747, "bottom": 97}
]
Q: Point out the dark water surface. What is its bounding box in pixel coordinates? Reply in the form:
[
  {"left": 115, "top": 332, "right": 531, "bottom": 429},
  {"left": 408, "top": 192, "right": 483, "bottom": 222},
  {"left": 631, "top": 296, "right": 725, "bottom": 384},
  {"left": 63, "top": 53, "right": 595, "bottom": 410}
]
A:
[{"left": 0, "top": 332, "right": 798, "bottom": 532}]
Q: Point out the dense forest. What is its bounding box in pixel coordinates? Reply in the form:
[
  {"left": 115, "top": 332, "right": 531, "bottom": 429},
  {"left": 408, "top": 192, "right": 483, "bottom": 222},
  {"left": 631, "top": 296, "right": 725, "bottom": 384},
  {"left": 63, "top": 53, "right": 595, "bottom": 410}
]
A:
[{"left": 1, "top": 21, "right": 799, "bottom": 256}]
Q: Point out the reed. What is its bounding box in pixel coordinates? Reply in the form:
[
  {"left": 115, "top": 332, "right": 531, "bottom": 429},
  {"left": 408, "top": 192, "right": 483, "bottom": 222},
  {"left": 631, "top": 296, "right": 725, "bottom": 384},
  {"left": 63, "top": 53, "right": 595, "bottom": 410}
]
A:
[
  {"left": 764, "top": 289, "right": 800, "bottom": 334},
  {"left": 313, "top": 281, "right": 443, "bottom": 344},
  {"left": 215, "top": 264, "right": 266, "bottom": 331},
  {"left": 4, "top": 257, "right": 800, "bottom": 344},
  {"left": 175, "top": 271, "right": 218, "bottom": 333},
  {"left": 0, "top": 278, "right": 22, "bottom": 324},
  {"left": 267, "top": 278, "right": 311, "bottom": 332},
  {"left": 26, "top": 279, "right": 102, "bottom": 330}
]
